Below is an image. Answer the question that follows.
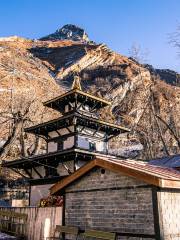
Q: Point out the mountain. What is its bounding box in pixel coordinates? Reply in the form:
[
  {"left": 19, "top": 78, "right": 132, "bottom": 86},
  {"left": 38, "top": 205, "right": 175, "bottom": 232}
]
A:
[
  {"left": 144, "top": 64, "right": 180, "bottom": 86},
  {"left": 0, "top": 25, "right": 179, "bottom": 162},
  {"left": 40, "top": 24, "right": 90, "bottom": 42}
]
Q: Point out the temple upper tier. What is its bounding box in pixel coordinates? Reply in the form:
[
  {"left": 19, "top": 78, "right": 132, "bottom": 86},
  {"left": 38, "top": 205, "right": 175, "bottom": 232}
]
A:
[{"left": 43, "top": 76, "right": 111, "bottom": 113}]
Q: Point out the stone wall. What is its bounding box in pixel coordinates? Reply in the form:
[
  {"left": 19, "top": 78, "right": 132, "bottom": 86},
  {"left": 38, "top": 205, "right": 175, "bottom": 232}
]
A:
[
  {"left": 157, "top": 190, "right": 180, "bottom": 240},
  {"left": 65, "top": 167, "right": 155, "bottom": 239}
]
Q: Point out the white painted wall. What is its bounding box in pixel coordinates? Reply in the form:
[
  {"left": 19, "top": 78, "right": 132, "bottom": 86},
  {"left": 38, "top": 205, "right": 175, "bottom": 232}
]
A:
[
  {"left": 48, "top": 141, "right": 57, "bottom": 153},
  {"left": 48, "top": 136, "right": 74, "bottom": 153},
  {"left": 77, "top": 136, "right": 89, "bottom": 149},
  {"left": 96, "top": 141, "right": 106, "bottom": 152},
  {"left": 47, "top": 126, "right": 106, "bottom": 153},
  {"left": 48, "top": 131, "right": 59, "bottom": 138},
  {"left": 77, "top": 135, "right": 106, "bottom": 152},
  {"left": 64, "top": 136, "right": 74, "bottom": 149}
]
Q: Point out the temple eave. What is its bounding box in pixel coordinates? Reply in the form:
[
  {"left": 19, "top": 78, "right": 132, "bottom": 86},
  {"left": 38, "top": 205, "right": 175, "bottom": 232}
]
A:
[
  {"left": 2, "top": 148, "right": 120, "bottom": 169},
  {"left": 25, "top": 112, "right": 130, "bottom": 136},
  {"left": 43, "top": 89, "right": 111, "bottom": 110}
]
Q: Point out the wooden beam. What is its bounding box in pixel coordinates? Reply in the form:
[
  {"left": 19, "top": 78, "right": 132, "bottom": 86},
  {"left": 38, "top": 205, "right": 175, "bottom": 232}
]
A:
[
  {"left": 77, "top": 125, "right": 86, "bottom": 133},
  {"left": 66, "top": 126, "right": 72, "bottom": 133},
  {"left": 76, "top": 98, "right": 87, "bottom": 110},
  {"left": 55, "top": 130, "right": 61, "bottom": 136},
  {"left": 89, "top": 101, "right": 99, "bottom": 113},
  {"left": 32, "top": 167, "right": 43, "bottom": 178},
  {"left": 92, "top": 127, "right": 101, "bottom": 136},
  {"left": 24, "top": 169, "right": 33, "bottom": 179},
  {"left": 47, "top": 133, "right": 51, "bottom": 139},
  {"left": 69, "top": 102, "right": 75, "bottom": 109},
  {"left": 11, "top": 168, "right": 29, "bottom": 179},
  {"left": 77, "top": 132, "right": 105, "bottom": 141}
]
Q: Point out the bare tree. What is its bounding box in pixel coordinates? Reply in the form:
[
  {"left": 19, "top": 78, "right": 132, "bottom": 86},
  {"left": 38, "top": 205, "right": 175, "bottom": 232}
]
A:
[
  {"left": 0, "top": 92, "right": 44, "bottom": 161},
  {"left": 129, "top": 42, "right": 149, "bottom": 64},
  {"left": 169, "top": 24, "right": 180, "bottom": 57},
  {"left": 0, "top": 50, "right": 48, "bottom": 161}
]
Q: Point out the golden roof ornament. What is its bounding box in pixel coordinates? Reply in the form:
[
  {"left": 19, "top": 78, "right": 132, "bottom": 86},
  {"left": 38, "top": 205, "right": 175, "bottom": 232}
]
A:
[{"left": 71, "top": 75, "right": 82, "bottom": 90}]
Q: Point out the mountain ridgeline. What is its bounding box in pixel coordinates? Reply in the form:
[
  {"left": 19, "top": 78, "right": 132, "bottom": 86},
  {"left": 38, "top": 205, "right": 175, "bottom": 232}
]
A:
[{"left": 0, "top": 24, "right": 179, "bottom": 162}]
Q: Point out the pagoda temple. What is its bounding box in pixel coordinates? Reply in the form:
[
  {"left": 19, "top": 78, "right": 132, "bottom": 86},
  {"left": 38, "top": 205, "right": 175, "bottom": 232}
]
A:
[{"left": 2, "top": 76, "right": 130, "bottom": 205}]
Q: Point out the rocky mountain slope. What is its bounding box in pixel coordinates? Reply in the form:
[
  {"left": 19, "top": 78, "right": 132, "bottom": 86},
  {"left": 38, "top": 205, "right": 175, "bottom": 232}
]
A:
[{"left": 0, "top": 24, "right": 179, "bottom": 163}]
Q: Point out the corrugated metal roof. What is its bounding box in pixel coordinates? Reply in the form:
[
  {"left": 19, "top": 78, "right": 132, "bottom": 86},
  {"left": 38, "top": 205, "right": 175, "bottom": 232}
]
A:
[{"left": 149, "top": 154, "right": 180, "bottom": 168}]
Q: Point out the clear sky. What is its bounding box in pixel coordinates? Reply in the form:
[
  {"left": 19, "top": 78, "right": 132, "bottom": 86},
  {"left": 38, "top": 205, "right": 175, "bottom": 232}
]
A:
[{"left": 0, "top": 0, "right": 179, "bottom": 71}]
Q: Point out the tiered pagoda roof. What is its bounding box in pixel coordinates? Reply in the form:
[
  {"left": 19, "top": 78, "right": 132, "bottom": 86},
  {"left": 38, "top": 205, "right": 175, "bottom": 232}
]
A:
[
  {"left": 2, "top": 76, "right": 130, "bottom": 183},
  {"left": 44, "top": 76, "right": 111, "bottom": 111},
  {"left": 44, "top": 88, "right": 111, "bottom": 111},
  {"left": 24, "top": 76, "right": 129, "bottom": 137},
  {"left": 25, "top": 112, "right": 129, "bottom": 137}
]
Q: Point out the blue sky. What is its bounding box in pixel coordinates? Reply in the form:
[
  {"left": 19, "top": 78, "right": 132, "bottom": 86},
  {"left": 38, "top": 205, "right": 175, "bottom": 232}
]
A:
[{"left": 0, "top": 0, "right": 179, "bottom": 71}]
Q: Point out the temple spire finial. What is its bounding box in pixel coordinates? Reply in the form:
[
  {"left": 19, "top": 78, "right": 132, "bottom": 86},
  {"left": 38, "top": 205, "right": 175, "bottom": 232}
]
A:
[{"left": 71, "top": 74, "right": 82, "bottom": 90}]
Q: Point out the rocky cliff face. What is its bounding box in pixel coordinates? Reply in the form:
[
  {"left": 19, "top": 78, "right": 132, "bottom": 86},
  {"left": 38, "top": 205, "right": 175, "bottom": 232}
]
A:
[{"left": 0, "top": 25, "right": 179, "bottom": 162}]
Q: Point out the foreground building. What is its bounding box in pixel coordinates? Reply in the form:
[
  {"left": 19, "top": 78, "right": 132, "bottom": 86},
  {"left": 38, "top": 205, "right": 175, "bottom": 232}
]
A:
[
  {"left": 2, "top": 76, "right": 129, "bottom": 205},
  {"left": 51, "top": 158, "right": 180, "bottom": 240}
]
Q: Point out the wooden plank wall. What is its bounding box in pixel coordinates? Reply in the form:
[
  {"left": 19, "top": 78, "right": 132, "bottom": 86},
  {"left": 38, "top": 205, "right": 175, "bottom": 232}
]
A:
[{"left": 0, "top": 207, "right": 62, "bottom": 240}]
